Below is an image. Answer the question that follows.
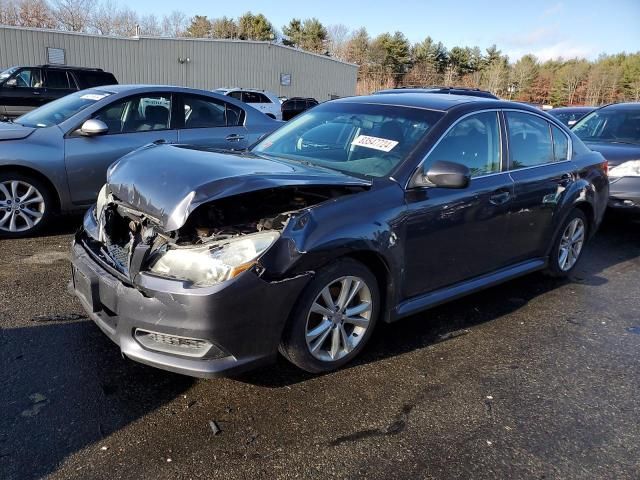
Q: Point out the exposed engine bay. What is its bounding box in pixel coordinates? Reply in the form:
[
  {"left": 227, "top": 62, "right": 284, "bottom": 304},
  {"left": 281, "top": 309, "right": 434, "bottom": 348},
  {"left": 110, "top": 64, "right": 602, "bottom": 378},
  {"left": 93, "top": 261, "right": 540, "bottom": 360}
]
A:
[{"left": 89, "top": 185, "right": 364, "bottom": 280}]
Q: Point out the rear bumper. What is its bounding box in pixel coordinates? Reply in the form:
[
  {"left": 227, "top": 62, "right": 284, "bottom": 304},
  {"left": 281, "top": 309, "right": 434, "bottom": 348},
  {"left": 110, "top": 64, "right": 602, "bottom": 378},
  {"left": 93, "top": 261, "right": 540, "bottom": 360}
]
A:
[
  {"left": 609, "top": 176, "right": 640, "bottom": 211},
  {"left": 69, "top": 239, "right": 312, "bottom": 378}
]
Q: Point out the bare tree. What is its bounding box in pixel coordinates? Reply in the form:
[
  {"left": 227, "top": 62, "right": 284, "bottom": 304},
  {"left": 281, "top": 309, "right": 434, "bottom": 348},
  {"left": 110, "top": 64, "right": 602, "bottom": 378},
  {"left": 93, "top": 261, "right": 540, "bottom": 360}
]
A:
[
  {"left": 326, "top": 23, "right": 349, "bottom": 60},
  {"left": 161, "top": 10, "right": 187, "bottom": 37},
  {"left": 139, "top": 13, "right": 161, "bottom": 36},
  {"left": 50, "top": 0, "right": 96, "bottom": 31}
]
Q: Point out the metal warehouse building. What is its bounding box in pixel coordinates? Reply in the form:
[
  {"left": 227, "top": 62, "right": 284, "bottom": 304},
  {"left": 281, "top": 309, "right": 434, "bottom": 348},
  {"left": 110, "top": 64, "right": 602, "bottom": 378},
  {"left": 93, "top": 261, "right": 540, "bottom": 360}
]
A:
[{"left": 0, "top": 26, "right": 358, "bottom": 100}]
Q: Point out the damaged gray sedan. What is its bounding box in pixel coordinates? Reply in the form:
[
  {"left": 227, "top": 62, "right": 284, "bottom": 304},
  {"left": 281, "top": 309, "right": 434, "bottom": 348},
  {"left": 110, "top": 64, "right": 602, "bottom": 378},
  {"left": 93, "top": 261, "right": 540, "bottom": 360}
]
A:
[{"left": 69, "top": 94, "right": 608, "bottom": 376}]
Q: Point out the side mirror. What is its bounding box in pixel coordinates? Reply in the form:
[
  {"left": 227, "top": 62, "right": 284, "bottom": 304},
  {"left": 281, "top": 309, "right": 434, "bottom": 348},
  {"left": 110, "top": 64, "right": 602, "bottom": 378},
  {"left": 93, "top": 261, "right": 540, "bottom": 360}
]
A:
[
  {"left": 4, "top": 78, "right": 17, "bottom": 88},
  {"left": 80, "top": 119, "right": 108, "bottom": 136},
  {"left": 424, "top": 160, "right": 471, "bottom": 189}
]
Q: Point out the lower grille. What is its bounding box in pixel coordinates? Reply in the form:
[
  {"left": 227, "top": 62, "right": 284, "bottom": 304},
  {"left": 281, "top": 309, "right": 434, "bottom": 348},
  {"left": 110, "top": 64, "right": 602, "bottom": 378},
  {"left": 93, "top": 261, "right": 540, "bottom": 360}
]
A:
[{"left": 106, "top": 243, "right": 130, "bottom": 270}]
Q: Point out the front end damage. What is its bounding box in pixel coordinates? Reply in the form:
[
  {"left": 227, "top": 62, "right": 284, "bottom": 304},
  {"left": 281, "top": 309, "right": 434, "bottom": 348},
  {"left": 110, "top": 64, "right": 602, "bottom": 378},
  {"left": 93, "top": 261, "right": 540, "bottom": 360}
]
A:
[{"left": 70, "top": 184, "right": 364, "bottom": 377}]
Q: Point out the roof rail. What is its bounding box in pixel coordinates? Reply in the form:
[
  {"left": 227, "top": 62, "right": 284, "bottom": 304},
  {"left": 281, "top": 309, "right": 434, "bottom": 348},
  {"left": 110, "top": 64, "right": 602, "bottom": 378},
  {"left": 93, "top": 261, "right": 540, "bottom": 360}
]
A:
[{"left": 37, "top": 64, "right": 105, "bottom": 71}]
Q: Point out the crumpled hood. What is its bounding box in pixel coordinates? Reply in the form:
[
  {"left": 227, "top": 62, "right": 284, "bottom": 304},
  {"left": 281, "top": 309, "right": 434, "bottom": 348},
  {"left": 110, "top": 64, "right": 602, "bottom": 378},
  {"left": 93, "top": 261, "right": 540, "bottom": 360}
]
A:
[
  {"left": 106, "top": 144, "right": 371, "bottom": 231},
  {"left": 585, "top": 141, "right": 640, "bottom": 167},
  {"left": 0, "top": 121, "right": 36, "bottom": 141}
]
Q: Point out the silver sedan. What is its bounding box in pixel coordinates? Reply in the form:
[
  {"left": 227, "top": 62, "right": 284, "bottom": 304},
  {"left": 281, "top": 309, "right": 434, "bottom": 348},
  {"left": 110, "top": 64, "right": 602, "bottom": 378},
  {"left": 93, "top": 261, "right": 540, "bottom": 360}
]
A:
[{"left": 0, "top": 85, "right": 280, "bottom": 237}]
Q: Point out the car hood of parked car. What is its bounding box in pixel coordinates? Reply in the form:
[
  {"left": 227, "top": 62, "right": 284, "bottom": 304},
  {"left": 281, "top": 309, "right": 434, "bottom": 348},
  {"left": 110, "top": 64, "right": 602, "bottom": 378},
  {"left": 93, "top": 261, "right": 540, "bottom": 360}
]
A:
[
  {"left": 0, "top": 121, "right": 36, "bottom": 141},
  {"left": 585, "top": 141, "right": 640, "bottom": 167},
  {"left": 106, "top": 144, "right": 372, "bottom": 232}
]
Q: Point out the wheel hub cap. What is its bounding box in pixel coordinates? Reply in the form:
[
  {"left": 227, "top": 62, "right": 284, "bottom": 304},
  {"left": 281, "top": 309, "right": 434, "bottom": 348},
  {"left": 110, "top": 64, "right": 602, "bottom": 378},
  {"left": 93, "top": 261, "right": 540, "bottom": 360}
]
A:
[
  {"left": 558, "top": 217, "right": 585, "bottom": 271},
  {"left": 305, "top": 275, "right": 373, "bottom": 362},
  {"left": 0, "top": 180, "right": 45, "bottom": 233}
]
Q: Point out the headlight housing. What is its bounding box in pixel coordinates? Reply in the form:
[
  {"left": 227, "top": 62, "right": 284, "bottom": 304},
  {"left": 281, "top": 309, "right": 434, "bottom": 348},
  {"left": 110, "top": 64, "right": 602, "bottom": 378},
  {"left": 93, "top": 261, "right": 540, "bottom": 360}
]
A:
[
  {"left": 148, "top": 231, "right": 280, "bottom": 287},
  {"left": 609, "top": 160, "right": 640, "bottom": 178}
]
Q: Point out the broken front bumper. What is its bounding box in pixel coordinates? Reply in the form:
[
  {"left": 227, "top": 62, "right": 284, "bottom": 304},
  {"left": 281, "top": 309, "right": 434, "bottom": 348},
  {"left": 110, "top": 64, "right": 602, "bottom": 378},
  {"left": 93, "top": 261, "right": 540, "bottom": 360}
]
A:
[{"left": 69, "top": 238, "right": 312, "bottom": 378}]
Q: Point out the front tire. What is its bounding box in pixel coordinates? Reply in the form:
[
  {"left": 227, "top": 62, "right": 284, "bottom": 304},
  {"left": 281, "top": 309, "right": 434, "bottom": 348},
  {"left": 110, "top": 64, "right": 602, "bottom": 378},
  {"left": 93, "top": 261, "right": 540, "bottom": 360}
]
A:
[
  {"left": 544, "top": 209, "right": 588, "bottom": 277},
  {"left": 0, "top": 172, "right": 54, "bottom": 238},
  {"left": 279, "top": 258, "right": 380, "bottom": 373}
]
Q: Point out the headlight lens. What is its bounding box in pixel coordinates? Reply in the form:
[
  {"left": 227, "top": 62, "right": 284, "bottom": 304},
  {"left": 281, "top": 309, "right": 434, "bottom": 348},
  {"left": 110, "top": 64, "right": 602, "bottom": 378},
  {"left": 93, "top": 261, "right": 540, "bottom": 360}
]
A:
[
  {"left": 609, "top": 160, "right": 640, "bottom": 178},
  {"left": 148, "top": 231, "right": 280, "bottom": 287}
]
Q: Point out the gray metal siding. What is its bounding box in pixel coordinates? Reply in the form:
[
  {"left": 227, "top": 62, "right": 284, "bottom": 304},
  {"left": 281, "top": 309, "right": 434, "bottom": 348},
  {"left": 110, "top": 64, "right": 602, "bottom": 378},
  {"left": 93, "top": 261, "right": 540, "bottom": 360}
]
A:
[{"left": 0, "top": 26, "right": 358, "bottom": 100}]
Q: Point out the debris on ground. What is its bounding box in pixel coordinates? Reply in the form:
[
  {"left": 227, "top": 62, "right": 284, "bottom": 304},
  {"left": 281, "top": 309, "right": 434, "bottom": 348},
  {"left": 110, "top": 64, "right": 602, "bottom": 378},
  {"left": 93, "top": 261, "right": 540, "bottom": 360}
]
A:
[
  {"left": 100, "top": 446, "right": 108, "bottom": 451},
  {"left": 438, "top": 329, "right": 471, "bottom": 341},
  {"left": 209, "top": 420, "right": 221, "bottom": 435}
]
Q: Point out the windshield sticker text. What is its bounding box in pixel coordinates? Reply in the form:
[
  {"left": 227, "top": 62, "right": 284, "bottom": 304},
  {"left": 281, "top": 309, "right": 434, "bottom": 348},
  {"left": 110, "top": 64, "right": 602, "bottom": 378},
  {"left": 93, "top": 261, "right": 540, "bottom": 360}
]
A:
[{"left": 351, "top": 135, "right": 398, "bottom": 152}]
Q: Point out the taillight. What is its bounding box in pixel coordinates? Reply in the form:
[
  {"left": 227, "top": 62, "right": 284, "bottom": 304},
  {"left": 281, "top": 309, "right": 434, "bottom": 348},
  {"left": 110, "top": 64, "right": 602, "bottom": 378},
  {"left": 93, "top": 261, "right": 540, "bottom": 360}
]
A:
[{"left": 602, "top": 161, "right": 609, "bottom": 176}]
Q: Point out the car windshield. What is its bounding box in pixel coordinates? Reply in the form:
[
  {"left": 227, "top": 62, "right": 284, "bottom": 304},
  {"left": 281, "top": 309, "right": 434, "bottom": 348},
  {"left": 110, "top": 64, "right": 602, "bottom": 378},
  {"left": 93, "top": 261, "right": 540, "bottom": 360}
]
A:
[
  {"left": 252, "top": 102, "right": 443, "bottom": 178},
  {"left": 0, "top": 66, "right": 18, "bottom": 83},
  {"left": 15, "top": 89, "right": 112, "bottom": 128},
  {"left": 572, "top": 108, "right": 640, "bottom": 145}
]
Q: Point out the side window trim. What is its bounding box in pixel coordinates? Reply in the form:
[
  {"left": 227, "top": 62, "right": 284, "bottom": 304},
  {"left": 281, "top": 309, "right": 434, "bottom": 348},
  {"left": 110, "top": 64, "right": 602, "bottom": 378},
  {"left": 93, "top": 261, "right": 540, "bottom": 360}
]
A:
[
  {"left": 502, "top": 108, "right": 573, "bottom": 171},
  {"left": 407, "top": 108, "right": 505, "bottom": 190}
]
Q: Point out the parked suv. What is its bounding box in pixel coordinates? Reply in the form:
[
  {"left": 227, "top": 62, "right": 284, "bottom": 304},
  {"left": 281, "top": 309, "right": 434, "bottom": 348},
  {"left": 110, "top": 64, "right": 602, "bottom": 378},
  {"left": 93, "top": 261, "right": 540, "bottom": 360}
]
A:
[
  {"left": 0, "top": 65, "right": 118, "bottom": 119},
  {"left": 281, "top": 97, "right": 318, "bottom": 121},
  {"left": 70, "top": 93, "right": 608, "bottom": 378},
  {"left": 214, "top": 88, "right": 282, "bottom": 120}
]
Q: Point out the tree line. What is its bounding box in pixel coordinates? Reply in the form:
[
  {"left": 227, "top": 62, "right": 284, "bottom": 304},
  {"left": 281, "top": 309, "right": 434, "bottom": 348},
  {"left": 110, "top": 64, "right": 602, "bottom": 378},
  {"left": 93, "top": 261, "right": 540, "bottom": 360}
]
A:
[{"left": 1, "top": 0, "right": 639, "bottom": 105}]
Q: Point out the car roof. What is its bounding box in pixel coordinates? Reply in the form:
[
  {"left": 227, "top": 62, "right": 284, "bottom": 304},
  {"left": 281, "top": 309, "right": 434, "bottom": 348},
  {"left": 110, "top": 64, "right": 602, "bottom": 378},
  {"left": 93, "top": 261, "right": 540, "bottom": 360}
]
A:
[
  {"left": 598, "top": 102, "right": 640, "bottom": 111},
  {"left": 333, "top": 92, "right": 508, "bottom": 112},
  {"left": 375, "top": 86, "right": 498, "bottom": 99},
  {"left": 91, "top": 84, "right": 225, "bottom": 95},
  {"left": 549, "top": 106, "right": 594, "bottom": 112}
]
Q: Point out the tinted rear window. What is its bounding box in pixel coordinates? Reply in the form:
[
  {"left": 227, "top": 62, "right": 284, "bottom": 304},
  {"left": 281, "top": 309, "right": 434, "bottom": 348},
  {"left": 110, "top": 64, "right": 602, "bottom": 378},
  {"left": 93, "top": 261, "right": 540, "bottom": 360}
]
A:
[{"left": 75, "top": 71, "right": 117, "bottom": 88}]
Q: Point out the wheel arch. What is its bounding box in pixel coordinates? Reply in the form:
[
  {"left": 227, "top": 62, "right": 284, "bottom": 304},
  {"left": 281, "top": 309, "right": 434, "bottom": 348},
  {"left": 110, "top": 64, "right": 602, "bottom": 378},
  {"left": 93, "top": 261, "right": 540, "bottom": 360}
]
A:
[{"left": 337, "top": 250, "right": 395, "bottom": 323}]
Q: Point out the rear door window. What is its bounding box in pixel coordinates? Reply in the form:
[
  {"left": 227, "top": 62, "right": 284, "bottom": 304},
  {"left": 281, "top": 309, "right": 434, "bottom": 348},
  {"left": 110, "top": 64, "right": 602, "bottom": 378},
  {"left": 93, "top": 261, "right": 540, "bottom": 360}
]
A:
[
  {"left": 182, "top": 94, "right": 245, "bottom": 128},
  {"left": 242, "top": 92, "right": 261, "bottom": 104},
  {"left": 228, "top": 91, "right": 243, "bottom": 101},
  {"left": 45, "top": 70, "right": 71, "bottom": 89},
  {"left": 505, "top": 112, "right": 554, "bottom": 169}
]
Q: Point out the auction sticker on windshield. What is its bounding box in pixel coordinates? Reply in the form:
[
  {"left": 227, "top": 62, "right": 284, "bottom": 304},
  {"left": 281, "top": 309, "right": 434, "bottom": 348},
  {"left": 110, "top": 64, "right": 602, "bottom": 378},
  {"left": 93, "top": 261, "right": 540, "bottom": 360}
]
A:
[
  {"left": 351, "top": 135, "right": 399, "bottom": 152},
  {"left": 80, "top": 93, "right": 110, "bottom": 101}
]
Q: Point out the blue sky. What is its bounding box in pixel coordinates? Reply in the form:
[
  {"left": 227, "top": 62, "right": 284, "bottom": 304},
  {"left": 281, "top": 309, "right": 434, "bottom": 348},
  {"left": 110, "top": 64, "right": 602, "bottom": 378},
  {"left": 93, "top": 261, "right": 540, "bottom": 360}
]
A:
[{"left": 131, "top": 0, "right": 640, "bottom": 61}]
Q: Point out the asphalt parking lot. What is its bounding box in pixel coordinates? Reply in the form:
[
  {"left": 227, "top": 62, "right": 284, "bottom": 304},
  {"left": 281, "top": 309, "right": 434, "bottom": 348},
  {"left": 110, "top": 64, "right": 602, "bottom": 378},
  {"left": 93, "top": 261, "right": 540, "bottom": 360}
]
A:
[{"left": 1, "top": 214, "right": 639, "bottom": 480}]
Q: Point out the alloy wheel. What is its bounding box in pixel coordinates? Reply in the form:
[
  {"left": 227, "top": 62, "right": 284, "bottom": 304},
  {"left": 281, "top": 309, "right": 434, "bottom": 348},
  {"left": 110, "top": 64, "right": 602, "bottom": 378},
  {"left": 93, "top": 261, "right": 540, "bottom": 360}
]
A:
[
  {"left": 558, "top": 217, "right": 585, "bottom": 271},
  {"left": 0, "top": 180, "right": 45, "bottom": 233},
  {"left": 305, "top": 275, "right": 373, "bottom": 362}
]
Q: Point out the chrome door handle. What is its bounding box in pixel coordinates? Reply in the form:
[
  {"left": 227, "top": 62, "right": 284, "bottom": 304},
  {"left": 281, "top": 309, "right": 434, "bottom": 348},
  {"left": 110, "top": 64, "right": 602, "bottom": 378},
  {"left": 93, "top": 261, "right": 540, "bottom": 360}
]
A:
[
  {"left": 225, "top": 134, "right": 245, "bottom": 142},
  {"left": 32, "top": 91, "right": 41, "bottom": 95},
  {"left": 489, "top": 190, "right": 511, "bottom": 205}
]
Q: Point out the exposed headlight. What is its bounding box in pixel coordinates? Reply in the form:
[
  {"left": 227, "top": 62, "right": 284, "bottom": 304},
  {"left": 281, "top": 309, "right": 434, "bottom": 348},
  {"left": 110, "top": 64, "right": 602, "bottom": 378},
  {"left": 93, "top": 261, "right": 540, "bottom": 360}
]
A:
[
  {"left": 148, "top": 231, "right": 280, "bottom": 287},
  {"left": 609, "top": 160, "right": 640, "bottom": 177}
]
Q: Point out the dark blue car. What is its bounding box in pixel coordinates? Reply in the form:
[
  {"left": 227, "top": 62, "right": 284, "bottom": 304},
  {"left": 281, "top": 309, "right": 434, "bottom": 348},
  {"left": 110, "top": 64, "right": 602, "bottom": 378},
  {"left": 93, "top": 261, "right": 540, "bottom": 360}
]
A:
[{"left": 70, "top": 93, "right": 609, "bottom": 377}]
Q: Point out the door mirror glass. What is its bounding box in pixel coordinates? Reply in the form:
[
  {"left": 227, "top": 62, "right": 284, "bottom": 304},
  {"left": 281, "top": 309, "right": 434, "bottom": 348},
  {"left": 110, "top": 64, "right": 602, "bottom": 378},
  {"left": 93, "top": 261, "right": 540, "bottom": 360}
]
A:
[
  {"left": 5, "top": 78, "right": 17, "bottom": 88},
  {"left": 425, "top": 160, "right": 471, "bottom": 189},
  {"left": 80, "top": 119, "right": 109, "bottom": 136}
]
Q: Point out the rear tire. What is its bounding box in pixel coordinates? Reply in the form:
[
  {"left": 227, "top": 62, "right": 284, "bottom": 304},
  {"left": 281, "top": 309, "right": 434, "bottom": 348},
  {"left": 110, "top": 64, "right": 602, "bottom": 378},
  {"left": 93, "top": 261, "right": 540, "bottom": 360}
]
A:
[
  {"left": 544, "top": 209, "right": 588, "bottom": 277},
  {"left": 279, "top": 258, "right": 380, "bottom": 373},
  {"left": 0, "top": 171, "right": 54, "bottom": 238}
]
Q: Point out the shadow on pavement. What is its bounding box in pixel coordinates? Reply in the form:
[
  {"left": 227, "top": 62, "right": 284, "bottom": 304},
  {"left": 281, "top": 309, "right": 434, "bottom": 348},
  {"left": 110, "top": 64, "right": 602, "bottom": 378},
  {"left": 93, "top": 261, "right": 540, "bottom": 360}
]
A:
[
  {"left": 0, "top": 320, "right": 194, "bottom": 480},
  {"left": 1, "top": 215, "right": 638, "bottom": 479},
  {"left": 238, "top": 214, "right": 640, "bottom": 387}
]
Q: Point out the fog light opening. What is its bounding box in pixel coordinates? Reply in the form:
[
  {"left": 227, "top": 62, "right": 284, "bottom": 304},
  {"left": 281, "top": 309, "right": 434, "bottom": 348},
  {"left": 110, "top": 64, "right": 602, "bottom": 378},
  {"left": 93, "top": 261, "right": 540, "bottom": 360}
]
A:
[{"left": 134, "top": 329, "right": 223, "bottom": 358}]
